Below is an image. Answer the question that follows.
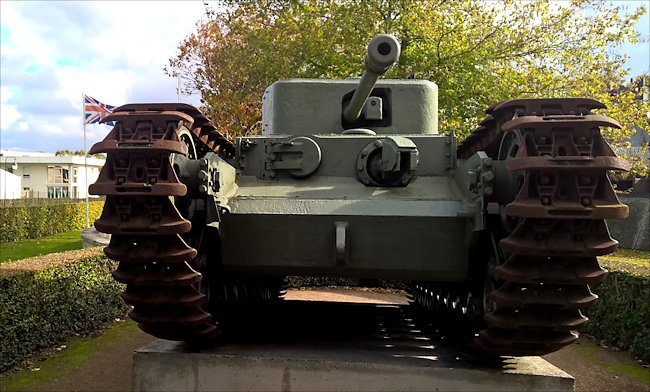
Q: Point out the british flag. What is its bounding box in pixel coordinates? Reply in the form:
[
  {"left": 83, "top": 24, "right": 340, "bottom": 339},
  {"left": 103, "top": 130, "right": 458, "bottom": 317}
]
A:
[{"left": 84, "top": 94, "right": 115, "bottom": 126}]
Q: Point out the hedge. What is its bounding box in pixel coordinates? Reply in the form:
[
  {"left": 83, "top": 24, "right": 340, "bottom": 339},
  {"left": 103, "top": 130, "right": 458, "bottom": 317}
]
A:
[
  {"left": 585, "top": 270, "right": 650, "bottom": 362},
  {"left": 0, "top": 255, "right": 128, "bottom": 372},
  {"left": 0, "top": 201, "right": 104, "bottom": 242}
]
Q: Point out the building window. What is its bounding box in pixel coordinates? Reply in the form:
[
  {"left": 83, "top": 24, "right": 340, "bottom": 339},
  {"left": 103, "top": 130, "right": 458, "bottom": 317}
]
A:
[
  {"left": 73, "top": 167, "right": 78, "bottom": 183},
  {"left": 47, "top": 166, "right": 69, "bottom": 184},
  {"left": 22, "top": 166, "right": 30, "bottom": 179},
  {"left": 47, "top": 186, "right": 69, "bottom": 198}
]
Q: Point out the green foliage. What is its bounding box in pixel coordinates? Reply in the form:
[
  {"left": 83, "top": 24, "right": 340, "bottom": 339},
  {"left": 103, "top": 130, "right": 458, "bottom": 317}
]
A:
[
  {"left": 0, "top": 201, "right": 103, "bottom": 242},
  {"left": 0, "top": 255, "right": 128, "bottom": 372},
  {"left": 169, "top": 0, "right": 648, "bottom": 174},
  {"left": 54, "top": 149, "right": 95, "bottom": 157},
  {"left": 54, "top": 149, "right": 75, "bottom": 156},
  {"left": 286, "top": 276, "right": 407, "bottom": 290},
  {"left": 54, "top": 149, "right": 105, "bottom": 159},
  {"left": 586, "top": 270, "right": 650, "bottom": 362}
]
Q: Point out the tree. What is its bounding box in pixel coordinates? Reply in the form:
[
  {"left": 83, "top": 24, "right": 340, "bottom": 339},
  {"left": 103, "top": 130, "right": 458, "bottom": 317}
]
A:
[
  {"left": 54, "top": 149, "right": 106, "bottom": 159},
  {"left": 55, "top": 149, "right": 74, "bottom": 156},
  {"left": 167, "top": 0, "right": 648, "bottom": 174}
]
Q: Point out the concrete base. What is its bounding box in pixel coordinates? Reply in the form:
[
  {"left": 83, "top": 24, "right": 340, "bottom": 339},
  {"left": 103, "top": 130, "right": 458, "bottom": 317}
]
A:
[
  {"left": 133, "top": 301, "right": 574, "bottom": 391},
  {"left": 607, "top": 195, "right": 650, "bottom": 250},
  {"left": 81, "top": 226, "right": 110, "bottom": 248}
]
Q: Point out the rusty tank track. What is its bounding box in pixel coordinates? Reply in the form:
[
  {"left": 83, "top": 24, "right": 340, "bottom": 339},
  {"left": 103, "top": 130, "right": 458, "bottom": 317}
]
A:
[
  {"left": 88, "top": 103, "right": 239, "bottom": 342},
  {"left": 415, "top": 98, "right": 629, "bottom": 356}
]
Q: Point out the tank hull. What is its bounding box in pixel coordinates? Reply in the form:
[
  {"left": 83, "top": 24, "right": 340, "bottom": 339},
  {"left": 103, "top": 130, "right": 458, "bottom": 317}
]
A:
[{"left": 221, "top": 176, "right": 470, "bottom": 280}]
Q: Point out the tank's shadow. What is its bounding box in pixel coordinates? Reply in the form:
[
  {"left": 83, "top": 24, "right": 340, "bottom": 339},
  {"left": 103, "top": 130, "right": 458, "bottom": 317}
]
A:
[{"left": 184, "top": 300, "right": 514, "bottom": 370}]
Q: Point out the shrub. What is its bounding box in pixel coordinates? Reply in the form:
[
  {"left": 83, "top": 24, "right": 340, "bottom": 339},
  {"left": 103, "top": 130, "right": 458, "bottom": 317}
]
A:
[
  {"left": 585, "top": 270, "right": 650, "bottom": 362},
  {"left": 286, "top": 276, "right": 407, "bottom": 290},
  {"left": 0, "top": 255, "right": 128, "bottom": 372},
  {"left": 0, "top": 201, "right": 104, "bottom": 242}
]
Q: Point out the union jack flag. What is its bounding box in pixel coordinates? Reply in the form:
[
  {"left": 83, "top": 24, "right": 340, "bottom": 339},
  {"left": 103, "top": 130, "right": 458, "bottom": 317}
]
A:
[{"left": 84, "top": 94, "right": 115, "bottom": 126}]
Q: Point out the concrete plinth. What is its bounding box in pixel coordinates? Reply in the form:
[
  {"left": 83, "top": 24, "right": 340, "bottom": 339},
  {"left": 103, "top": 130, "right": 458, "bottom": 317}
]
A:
[
  {"left": 607, "top": 195, "right": 650, "bottom": 250},
  {"left": 81, "top": 226, "right": 110, "bottom": 248},
  {"left": 133, "top": 301, "right": 574, "bottom": 392}
]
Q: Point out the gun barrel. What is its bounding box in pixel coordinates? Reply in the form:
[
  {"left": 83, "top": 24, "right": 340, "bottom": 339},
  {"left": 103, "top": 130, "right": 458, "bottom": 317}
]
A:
[{"left": 343, "top": 34, "right": 401, "bottom": 124}]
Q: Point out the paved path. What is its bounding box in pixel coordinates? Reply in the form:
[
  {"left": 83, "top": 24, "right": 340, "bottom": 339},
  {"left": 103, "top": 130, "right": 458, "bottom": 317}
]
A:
[{"left": 2, "top": 288, "right": 648, "bottom": 391}]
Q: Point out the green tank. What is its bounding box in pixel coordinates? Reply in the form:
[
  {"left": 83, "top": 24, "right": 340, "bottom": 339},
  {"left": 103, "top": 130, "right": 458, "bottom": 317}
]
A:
[{"left": 89, "top": 34, "right": 629, "bottom": 356}]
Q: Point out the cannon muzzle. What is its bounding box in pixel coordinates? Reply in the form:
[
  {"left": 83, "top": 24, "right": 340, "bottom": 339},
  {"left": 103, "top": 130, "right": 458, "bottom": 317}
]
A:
[{"left": 343, "top": 34, "right": 401, "bottom": 124}]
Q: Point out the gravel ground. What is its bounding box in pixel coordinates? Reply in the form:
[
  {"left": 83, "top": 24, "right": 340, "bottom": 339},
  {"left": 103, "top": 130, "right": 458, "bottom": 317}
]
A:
[
  {"left": 2, "top": 287, "right": 648, "bottom": 392},
  {"left": 0, "top": 247, "right": 104, "bottom": 277}
]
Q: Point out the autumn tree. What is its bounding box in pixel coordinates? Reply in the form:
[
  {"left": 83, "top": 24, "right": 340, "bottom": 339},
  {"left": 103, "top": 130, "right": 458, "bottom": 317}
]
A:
[{"left": 167, "top": 0, "right": 648, "bottom": 174}]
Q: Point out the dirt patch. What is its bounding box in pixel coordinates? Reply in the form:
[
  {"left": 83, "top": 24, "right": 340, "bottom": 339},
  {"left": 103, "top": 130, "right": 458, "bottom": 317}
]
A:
[
  {"left": 544, "top": 336, "right": 650, "bottom": 392},
  {"left": 0, "top": 247, "right": 103, "bottom": 277},
  {"left": 285, "top": 287, "right": 409, "bottom": 304}
]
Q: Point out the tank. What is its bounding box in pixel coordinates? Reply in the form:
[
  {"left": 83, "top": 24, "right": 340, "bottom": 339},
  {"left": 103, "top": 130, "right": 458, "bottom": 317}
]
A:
[{"left": 89, "top": 34, "right": 629, "bottom": 355}]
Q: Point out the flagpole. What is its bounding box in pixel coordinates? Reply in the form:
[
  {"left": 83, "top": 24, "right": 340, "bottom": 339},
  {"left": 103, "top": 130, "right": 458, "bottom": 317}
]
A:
[{"left": 83, "top": 92, "right": 89, "bottom": 229}]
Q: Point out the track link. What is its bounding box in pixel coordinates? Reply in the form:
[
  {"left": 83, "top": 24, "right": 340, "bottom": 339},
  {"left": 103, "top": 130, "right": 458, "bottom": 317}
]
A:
[
  {"left": 89, "top": 104, "right": 234, "bottom": 342},
  {"left": 414, "top": 98, "right": 629, "bottom": 355},
  {"left": 462, "top": 98, "right": 629, "bottom": 355}
]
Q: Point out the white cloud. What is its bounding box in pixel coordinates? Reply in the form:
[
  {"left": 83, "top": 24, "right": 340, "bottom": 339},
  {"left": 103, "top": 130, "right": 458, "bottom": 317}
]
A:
[
  {"left": 0, "top": 87, "right": 21, "bottom": 131},
  {"left": 92, "top": 2, "right": 205, "bottom": 69},
  {"left": 0, "top": 1, "right": 208, "bottom": 152},
  {"left": 4, "top": 114, "right": 100, "bottom": 152},
  {"left": 0, "top": 105, "right": 21, "bottom": 131},
  {"left": 54, "top": 66, "right": 137, "bottom": 108},
  {"left": 42, "top": 123, "right": 69, "bottom": 136},
  {"left": 0, "top": 2, "right": 57, "bottom": 65},
  {"left": 1, "top": 87, "right": 13, "bottom": 101}
]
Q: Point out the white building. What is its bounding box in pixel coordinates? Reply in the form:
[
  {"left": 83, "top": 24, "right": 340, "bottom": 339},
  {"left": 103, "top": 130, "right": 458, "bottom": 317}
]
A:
[
  {"left": 0, "top": 168, "right": 22, "bottom": 199},
  {"left": 0, "top": 150, "right": 106, "bottom": 199}
]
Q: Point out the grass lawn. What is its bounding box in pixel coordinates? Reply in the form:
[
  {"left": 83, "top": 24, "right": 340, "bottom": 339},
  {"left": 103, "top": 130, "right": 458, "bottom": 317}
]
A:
[
  {"left": 599, "top": 248, "right": 650, "bottom": 267},
  {"left": 599, "top": 248, "right": 650, "bottom": 276},
  {"left": 0, "top": 320, "right": 142, "bottom": 391},
  {"left": 0, "top": 231, "right": 83, "bottom": 264}
]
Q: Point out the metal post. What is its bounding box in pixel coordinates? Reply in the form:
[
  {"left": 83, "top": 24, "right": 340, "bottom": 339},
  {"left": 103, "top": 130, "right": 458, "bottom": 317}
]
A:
[
  {"left": 177, "top": 75, "right": 181, "bottom": 103},
  {"left": 83, "top": 92, "right": 90, "bottom": 228},
  {"left": 10, "top": 157, "right": 16, "bottom": 200},
  {"left": 2, "top": 156, "right": 5, "bottom": 201}
]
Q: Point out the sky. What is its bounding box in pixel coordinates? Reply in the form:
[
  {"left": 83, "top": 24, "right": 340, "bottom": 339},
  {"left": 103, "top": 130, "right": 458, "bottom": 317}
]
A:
[{"left": 0, "top": 1, "right": 649, "bottom": 154}]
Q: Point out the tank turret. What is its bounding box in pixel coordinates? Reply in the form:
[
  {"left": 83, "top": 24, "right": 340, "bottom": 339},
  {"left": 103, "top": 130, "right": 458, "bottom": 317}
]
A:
[
  {"left": 261, "top": 35, "right": 437, "bottom": 136},
  {"left": 342, "top": 34, "right": 401, "bottom": 124}
]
